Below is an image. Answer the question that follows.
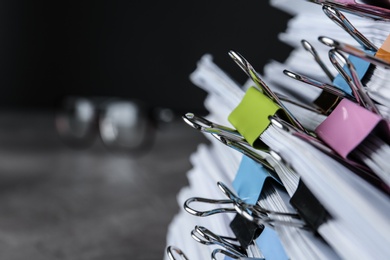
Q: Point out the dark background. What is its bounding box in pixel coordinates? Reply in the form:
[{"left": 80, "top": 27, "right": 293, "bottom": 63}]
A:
[{"left": 0, "top": 0, "right": 292, "bottom": 113}]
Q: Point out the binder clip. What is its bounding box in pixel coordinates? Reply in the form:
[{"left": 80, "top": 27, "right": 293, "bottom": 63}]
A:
[
  {"left": 315, "top": 98, "right": 389, "bottom": 158},
  {"left": 308, "top": 0, "right": 390, "bottom": 21},
  {"left": 182, "top": 112, "right": 275, "bottom": 172},
  {"left": 289, "top": 179, "right": 331, "bottom": 231},
  {"left": 300, "top": 39, "right": 335, "bottom": 81},
  {"left": 322, "top": 5, "right": 378, "bottom": 52},
  {"left": 283, "top": 69, "right": 352, "bottom": 114},
  {"left": 191, "top": 225, "right": 265, "bottom": 260},
  {"left": 318, "top": 36, "right": 390, "bottom": 69},
  {"left": 228, "top": 50, "right": 308, "bottom": 134},
  {"left": 328, "top": 48, "right": 382, "bottom": 115},
  {"left": 184, "top": 181, "right": 307, "bottom": 229},
  {"left": 166, "top": 246, "right": 189, "bottom": 260},
  {"left": 315, "top": 98, "right": 390, "bottom": 186}
]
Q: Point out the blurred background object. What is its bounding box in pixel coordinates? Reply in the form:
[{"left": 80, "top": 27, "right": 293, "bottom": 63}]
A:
[
  {"left": 0, "top": 0, "right": 292, "bottom": 259},
  {"left": 55, "top": 97, "right": 172, "bottom": 155}
]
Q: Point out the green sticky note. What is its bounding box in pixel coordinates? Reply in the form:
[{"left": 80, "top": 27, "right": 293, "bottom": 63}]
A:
[{"left": 228, "top": 87, "right": 280, "bottom": 148}]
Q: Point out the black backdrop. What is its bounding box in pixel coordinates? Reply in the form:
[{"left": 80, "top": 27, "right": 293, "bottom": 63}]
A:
[{"left": 0, "top": 1, "right": 292, "bottom": 113}]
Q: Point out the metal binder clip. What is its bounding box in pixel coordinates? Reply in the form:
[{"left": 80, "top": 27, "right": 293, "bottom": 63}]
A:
[
  {"left": 211, "top": 249, "right": 241, "bottom": 260},
  {"left": 182, "top": 112, "right": 275, "bottom": 171},
  {"left": 192, "top": 225, "right": 266, "bottom": 260},
  {"left": 318, "top": 36, "right": 390, "bottom": 69},
  {"left": 166, "top": 246, "right": 190, "bottom": 260},
  {"left": 328, "top": 48, "right": 382, "bottom": 115},
  {"left": 184, "top": 182, "right": 307, "bottom": 229},
  {"left": 282, "top": 69, "right": 355, "bottom": 114},
  {"left": 276, "top": 92, "right": 324, "bottom": 114},
  {"left": 217, "top": 182, "right": 308, "bottom": 229},
  {"left": 184, "top": 196, "right": 237, "bottom": 217},
  {"left": 270, "top": 112, "right": 388, "bottom": 188},
  {"left": 308, "top": 0, "right": 390, "bottom": 21},
  {"left": 228, "top": 50, "right": 308, "bottom": 134},
  {"left": 191, "top": 225, "right": 247, "bottom": 258},
  {"left": 322, "top": 5, "right": 378, "bottom": 51},
  {"left": 283, "top": 69, "right": 353, "bottom": 100},
  {"left": 268, "top": 115, "right": 381, "bottom": 185},
  {"left": 182, "top": 113, "right": 245, "bottom": 144},
  {"left": 211, "top": 248, "right": 265, "bottom": 260},
  {"left": 211, "top": 133, "right": 275, "bottom": 172},
  {"left": 301, "top": 39, "right": 335, "bottom": 81},
  {"left": 283, "top": 70, "right": 342, "bottom": 114},
  {"left": 211, "top": 131, "right": 294, "bottom": 183}
]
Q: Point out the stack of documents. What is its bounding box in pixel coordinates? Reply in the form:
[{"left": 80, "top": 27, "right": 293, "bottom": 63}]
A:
[{"left": 165, "top": 0, "right": 390, "bottom": 259}]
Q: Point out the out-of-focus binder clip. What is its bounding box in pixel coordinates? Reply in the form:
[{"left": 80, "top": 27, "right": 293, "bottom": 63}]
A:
[
  {"left": 328, "top": 48, "right": 382, "bottom": 114},
  {"left": 182, "top": 112, "right": 275, "bottom": 172},
  {"left": 322, "top": 5, "right": 378, "bottom": 51},
  {"left": 282, "top": 69, "right": 351, "bottom": 114},
  {"left": 191, "top": 225, "right": 266, "bottom": 259},
  {"left": 211, "top": 248, "right": 264, "bottom": 260},
  {"left": 308, "top": 0, "right": 390, "bottom": 21},
  {"left": 166, "top": 246, "right": 190, "bottom": 260},
  {"left": 318, "top": 36, "right": 390, "bottom": 68},
  {"left": 191, "top": 225, "right": 248, "bottom": 258},
  {"left": 300, "top": 39, "right": 335, "bottom": 81}
]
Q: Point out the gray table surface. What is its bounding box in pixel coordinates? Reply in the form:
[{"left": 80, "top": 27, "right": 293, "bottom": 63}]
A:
[{"left": 0, "top": 110, "right": 208, "bottom": 260}]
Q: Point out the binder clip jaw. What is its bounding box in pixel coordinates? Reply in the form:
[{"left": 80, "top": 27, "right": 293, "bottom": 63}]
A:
[
  {"left": 314, "top": 98, "right": 390, "bottom": 191},
  {"left": 227, "top": 86, "right": 311, "bottom": 149},
  {"left": 230, "top": 213, "right": 264, "bottom": 250},
  {"left": 269, "top": 114, "right": 385, "bottom": 189},
  {"left": 315, "top": 98, "right": 390, "bottom": 159},
  {"left": 289, "top": 179, "right": 331, "bottom": 231}
]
